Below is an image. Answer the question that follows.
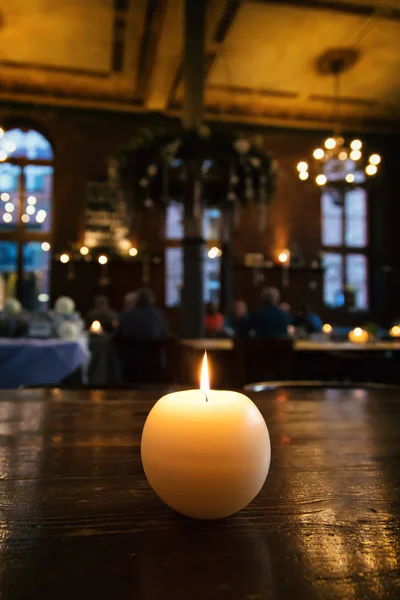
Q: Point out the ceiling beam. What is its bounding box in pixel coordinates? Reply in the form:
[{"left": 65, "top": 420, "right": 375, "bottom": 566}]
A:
[
  {"left": 121, "top": 0, "right": 148, "bottom": 86},
  {"left": 253, "top": 0, "right": 400, "bottom": 21},
  {"left": 206, "top": 0, "right": 242, "bottom": 76},
  {"left": 135, "top": 0, "right": 169, "bottom": 104},
  {"left": 0, "top": 91, "right": 146, "bottom": 115},
  {"left": 200, "top": 106, "right": 400, "bottom": 133},
  {"left": 168, "top": 94, "right": 399, "bottom": 133},
  {"left": 0, "top": 88, "right": 397, "bottom": 133},
  {"left": 0, "top": 60, "right": 110, "bottom": 78},
  {"left": 167, "top": 0, "right": 242, "bottom": 108},
  {"left": 145, "top": 0, "right": 183, "bottom": 111}
]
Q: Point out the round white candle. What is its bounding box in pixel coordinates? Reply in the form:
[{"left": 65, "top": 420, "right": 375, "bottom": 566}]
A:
[{"left": 141, "top": 354, "right": 270, "bottom": 519}]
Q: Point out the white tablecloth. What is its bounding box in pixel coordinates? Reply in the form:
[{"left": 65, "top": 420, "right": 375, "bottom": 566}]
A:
[{"left": 0, "top": 337, "right": 90, "bottom": 389}]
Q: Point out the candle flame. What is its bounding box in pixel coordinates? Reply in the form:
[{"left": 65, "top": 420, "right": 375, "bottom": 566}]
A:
[{"left": 200, "top": 351, "right": 210, "bottom": 394}]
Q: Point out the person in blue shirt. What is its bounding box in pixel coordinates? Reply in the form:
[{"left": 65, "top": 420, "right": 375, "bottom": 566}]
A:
[
  {"left": 238, "top": 287, "right": 290, "bottom": 338},
  {"left": 294, "top": 304, "right": 323, "bottom": 334}
]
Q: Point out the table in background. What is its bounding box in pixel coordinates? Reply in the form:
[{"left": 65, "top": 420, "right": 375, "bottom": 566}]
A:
[
  {"left": 181, "top": 339, "right": 400, "bottom": 385},
  {"left": 0, "top": 337, "right": 90, "bottom": 389},
  {"left": 0, "top": 386, "right": 399, "bottom": 600},
  {"left": 294, "top": 340, "right": 400, "bottom": 383},
  {"left": 181, "top": 338, "right": 400, "bottom": 352}
]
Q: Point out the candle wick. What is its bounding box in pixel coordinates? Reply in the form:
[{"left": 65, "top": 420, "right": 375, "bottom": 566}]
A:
[{"left": 202, "top": 391, "right": 209, "bottom": 403}]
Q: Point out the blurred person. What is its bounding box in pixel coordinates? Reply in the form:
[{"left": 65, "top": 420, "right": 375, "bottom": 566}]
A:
[
  {"left": 115, "top": 288, "right": 168, "bottom": 341},
  {"left": 2, "top": 297, "right": 23, "bottom": 318},
  {"left": 294, "top": 304, "right": 323, "bottom": 334},
  {"left": 239, "top": 287, "right": 290, "bottom": 338},
  {"left": 280, "top": 302, "right": 291, "bottom": 314},
  {"left": 0, "top": 298, "right": 28, "bottom": 337},
  {"left": 279, "top": 301, "right": 293, "bottom": 325},
  {"left": 114, "top": 288, "right": 169, "bottom": 384},
  {"left": 53, "top": 296, "right": 84, "bottom": 334},
  {"left": 224, "top": 299, "right": 249, "bottom": 337},
  {"left": 54, "top": 296, "right": 76, "bottom": 316},
  {"left": 123, "top": 291, "right": 137, "bottom": 312},
  {"left": 205, "top": 301, "right": 224, "bottom": 337},
  {"left": 86, "top": 295, "right": 118, "bottom": 333}
]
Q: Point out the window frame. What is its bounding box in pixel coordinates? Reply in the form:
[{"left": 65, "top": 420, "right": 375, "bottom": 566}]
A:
[
  {"left": 165, "top": 203, "right": 221, "bottom": 307},
  {"left": 0, "top": 128, "right": 54, "bottom": 307},
  {"left": 321, "top": 187, "right": 369, "bottom": 311}
]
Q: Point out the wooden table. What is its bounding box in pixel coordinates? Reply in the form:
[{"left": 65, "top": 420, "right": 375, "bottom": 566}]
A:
[
  {"left": 1, "top": 387, "right": 399, "bottom": 599},
  {"left": 181, "top": 338, "right": 400, "bottom": 352}
]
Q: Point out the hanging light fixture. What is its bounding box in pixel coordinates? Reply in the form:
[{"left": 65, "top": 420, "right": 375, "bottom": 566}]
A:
[{"left": 296, "top": 51, "right": 381, "bottom": 197}]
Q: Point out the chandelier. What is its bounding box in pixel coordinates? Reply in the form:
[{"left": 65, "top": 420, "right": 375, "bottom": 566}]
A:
[{"left": 296, "top": 52, "right": 381, "bottom": 196}]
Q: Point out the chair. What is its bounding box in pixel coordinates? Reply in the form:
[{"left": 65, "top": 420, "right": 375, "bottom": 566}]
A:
[
  {"left": 114, "top": 338, "right": 181, "bottom": 386},
  {"left": 234, "top": 338, "right": 294, "bottom": 388},
  {"left": 88, "top": 335, "right": 122, "bottom": 387}
]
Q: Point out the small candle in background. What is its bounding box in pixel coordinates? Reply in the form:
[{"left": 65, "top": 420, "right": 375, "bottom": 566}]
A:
[
  {"left": 90, "top": 320, "right": 103, "bottom": 334},
  {"left": 141, "top": 352, "right": 270, "bottom": 520},
  {"left": 278, "top": 250, "right": 290, "bottom": 264},
  {"left": 322, "top": 323, "right": 332, "bottom": 336},
  {"left": 278, "top": 248, "right": 290, "bottom": 288},
  {"left": 389, "top": 325, "right": 400, "bottom": 338},
  {"left": 348, "top": 327, "right": 369, "bottom": 343}
]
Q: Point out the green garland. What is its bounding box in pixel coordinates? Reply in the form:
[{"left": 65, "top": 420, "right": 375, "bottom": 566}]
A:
[{"left": 115, "top": 127, "right": 278, "bottom": 212}]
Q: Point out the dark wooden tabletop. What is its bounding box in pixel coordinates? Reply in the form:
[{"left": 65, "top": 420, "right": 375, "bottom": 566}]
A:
[{"left": 0, "top": 387, "right": 399, "bottom": 600}]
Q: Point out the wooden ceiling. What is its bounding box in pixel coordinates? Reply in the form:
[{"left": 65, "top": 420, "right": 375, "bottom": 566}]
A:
[{"left": 1, "top": 0, "right": 400, "bottom": 131}]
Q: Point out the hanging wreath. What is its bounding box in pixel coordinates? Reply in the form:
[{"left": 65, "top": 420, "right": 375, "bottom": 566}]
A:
[{"left": 114, "top": 126, "right": 279, "bottom": 213}]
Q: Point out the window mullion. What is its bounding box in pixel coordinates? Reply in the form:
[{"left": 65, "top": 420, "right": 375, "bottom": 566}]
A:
[
  {"left": 17, "top": 167, "right": 25, "bottom": 235},
  {"left": 15, "top": 168, "right": 25, "bottom": 302},
  {"left": 342, "top": 194, "right": 347, "bottom": 289}
]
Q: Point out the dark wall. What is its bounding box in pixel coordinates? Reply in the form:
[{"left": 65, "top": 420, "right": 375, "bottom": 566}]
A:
[
  {"left": 51, "top": 258, "right": 165, "bottom": 311},
  {"left": 0, "top": 102, "right": 397, "bottom": 324},
  {"left": 233, "top": 130, "right": 322, "bottom": 264},
  {"left": 373, "top": 135, "right": 400, "bottom": 325}
]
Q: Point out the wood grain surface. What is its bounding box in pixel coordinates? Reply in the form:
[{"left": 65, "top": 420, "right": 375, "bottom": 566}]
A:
[{"left": 0, "top": 387, "right": 399, "bottom": 600}]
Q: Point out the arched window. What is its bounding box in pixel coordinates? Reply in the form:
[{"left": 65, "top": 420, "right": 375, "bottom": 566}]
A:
[{"left": 0, "top": 128, "right": 53, "bottom": 310}]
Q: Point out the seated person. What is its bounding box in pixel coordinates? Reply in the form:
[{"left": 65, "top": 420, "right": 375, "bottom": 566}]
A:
[
  {"left": 116, "top": 288, "right": 168, "bottom": 341},
  {"left": 0, "top": 298, "right": 28, "bottom": 337},
  {"left": 86, "top": 295, "right": 118, "bottom": 333},
  {"left": 114, "top": 288, "right": 169, "bottom": 383},
  {"left": 224, "top": 300, "right": 249, "bottom": 336},
  {"left": 280, "top": 301, "right": 293, "bottom": 317},
  {"left": 239, "top": 287, "right": 290, "bottom": 338},
  {"left": 205, "top": 301, "right": 224, "bottom": 336},
  {"left": 52, "top": 296, "right": 84, "bottom": 334},
  {"left": 122, "top": 291, "right": 137, "bottom": 313},
  {"left": 294, "top": 304, "right": 323, "bottom": 334}
]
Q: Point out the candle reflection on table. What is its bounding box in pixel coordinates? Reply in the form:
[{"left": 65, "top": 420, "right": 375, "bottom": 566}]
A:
[{"left": 348, "top": 327, "right": 369, "bottom": 343}]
